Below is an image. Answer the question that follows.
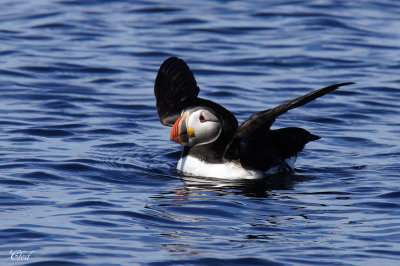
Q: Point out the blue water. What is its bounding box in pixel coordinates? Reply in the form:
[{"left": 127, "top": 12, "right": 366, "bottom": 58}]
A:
[{"left": 1, "top": 0, "right": 400, "bottom": 265}]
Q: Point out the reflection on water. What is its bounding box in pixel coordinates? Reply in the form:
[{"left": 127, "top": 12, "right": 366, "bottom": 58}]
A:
[{"left": 180, "top": 174, "right": 297, "bottom": 197}]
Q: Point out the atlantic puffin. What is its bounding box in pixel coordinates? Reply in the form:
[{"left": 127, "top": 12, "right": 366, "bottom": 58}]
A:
[{"left": 154, "top": 57, "right": 353, "bottom": 179}]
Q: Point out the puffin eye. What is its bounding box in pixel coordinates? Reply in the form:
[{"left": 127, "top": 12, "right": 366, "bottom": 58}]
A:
[{"left": 199, "top": 114, "right": 206, "bottom": 123}]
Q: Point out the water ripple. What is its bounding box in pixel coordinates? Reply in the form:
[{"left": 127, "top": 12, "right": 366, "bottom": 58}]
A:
[{"left": 10, "top": 128, "right": 74, "bottom": 138}]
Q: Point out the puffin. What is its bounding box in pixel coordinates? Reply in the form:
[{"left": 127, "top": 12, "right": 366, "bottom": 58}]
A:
[{"left": 154, "top": 57, "right": 354, "bottom": 179}]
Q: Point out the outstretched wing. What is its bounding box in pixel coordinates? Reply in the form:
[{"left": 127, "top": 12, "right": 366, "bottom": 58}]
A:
[
  {"left": 154, "top": 57, "right": 200, "bottom": 126},
  {"left": 234, "top": 82, "right": 354, "bottom": 138},
  {"left": 224, "top": 82, "right": 355, "bottom": 161}
]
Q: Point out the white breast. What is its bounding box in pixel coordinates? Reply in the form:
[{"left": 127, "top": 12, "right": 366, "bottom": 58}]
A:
[
  {"left": 177, "top": 156, "right": 262, "bottom": 179},
  {"left": 176, "top": 156, "right": 297, "bottom": 180}
]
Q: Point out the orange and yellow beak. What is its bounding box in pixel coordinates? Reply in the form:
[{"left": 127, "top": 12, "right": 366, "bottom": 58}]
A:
[{"left": 170, "top": 113, "right": 195, "bottom": 146}]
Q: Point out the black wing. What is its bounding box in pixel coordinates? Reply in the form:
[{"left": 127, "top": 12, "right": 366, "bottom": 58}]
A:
[
  {"left": 154, "top": 57, "right": 238, "bottom": 140},
  {"left": 154, "top": 57, "right": 200, "bottom": 126},
  {"left": 224, "top": 82, "right": 355, "bottom": 162},
  {"left": 239, "top": 127, "right": 320, "bottom": 171},
  {"left": 234, "top": 82, "right": 354, "bottom": 138}
]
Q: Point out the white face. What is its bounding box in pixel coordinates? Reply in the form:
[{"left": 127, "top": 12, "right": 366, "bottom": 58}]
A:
[
  {"left": 170, "top": 108, "right": 223, "bottom": 147},
  {"left": 185, "top": 109, "right": 222, "bottom": 146}
]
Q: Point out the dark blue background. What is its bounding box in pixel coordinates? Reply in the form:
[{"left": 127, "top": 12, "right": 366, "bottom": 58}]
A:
[{"left": 1, "top": 0, "right": 399, "bottom": 265}]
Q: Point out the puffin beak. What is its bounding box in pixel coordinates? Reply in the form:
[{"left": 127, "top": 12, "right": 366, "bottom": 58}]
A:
[{"left": 170, "top": 113, "right": 189, "bottom": 145}]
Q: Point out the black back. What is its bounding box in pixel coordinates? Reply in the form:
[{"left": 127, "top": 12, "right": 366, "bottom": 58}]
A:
[{"left": 239, "top": 127, "right": 320, "bottom": 171}]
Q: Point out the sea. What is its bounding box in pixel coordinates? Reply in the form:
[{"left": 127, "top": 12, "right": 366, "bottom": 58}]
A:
[{"left": 1, "top": 0, "right": 400, "bottom": 265}]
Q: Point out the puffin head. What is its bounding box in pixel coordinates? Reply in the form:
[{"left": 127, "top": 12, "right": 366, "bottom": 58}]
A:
[{"left": 170, "top": 107, "right": 222, "bottom": 147}]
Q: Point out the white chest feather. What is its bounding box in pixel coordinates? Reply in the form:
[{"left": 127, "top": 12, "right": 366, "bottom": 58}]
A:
[
  {"left": 176, "top": 156, "right": 297, "bottom": 180},
  {"left": 177, "top": 156, "right": 262, "bottom": 179}
]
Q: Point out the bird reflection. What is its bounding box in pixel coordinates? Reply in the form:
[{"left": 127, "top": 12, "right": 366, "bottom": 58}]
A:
[{"left": 173, "top": 172, "right": 311, "bottom": 198}]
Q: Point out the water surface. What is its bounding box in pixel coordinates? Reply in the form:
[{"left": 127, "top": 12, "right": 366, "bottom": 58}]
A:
[{"left": 1, "top": 0, "right": 400, "bottom": 265}]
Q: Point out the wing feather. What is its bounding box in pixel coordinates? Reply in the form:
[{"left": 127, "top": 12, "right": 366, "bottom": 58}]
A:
[
  {"left": 234, "top": 82, "right": 354, "bottom": 138},
  {"left": 154, "top": 57, "right": 200, "bottom": 126},
  {"left": 224, "top": 82, "right": 355, "bottom": 161}
]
